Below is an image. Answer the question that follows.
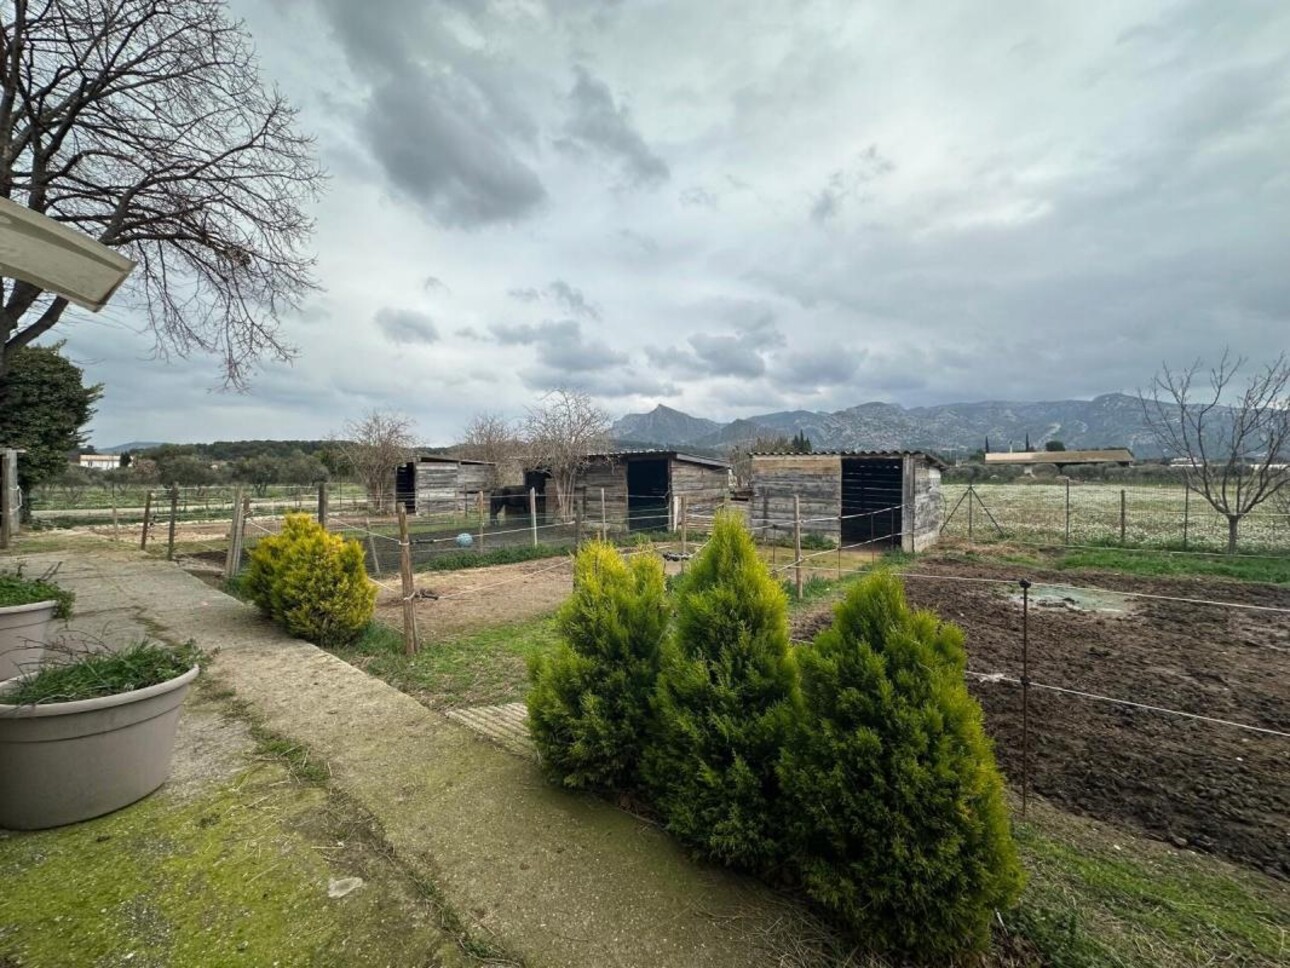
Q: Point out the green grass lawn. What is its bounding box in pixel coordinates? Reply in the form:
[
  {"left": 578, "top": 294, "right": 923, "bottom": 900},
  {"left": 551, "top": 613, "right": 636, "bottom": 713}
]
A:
[{"left": 936, "top": 542, "right": 1290, "bottom": 584}]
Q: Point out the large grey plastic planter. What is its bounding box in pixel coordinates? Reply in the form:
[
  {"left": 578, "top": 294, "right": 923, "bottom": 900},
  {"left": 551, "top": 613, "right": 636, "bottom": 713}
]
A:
[
  {"left": 0, "top": 600, "right": 57, "bottom": 683},
  {"left": 0, "top": 664, "right": 198, "bottom": 829}
]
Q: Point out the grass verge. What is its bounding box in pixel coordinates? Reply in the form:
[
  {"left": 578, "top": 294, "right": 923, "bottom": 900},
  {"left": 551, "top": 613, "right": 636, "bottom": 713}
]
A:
[{"left": 332, "top": 617, "right": 561, "bottom": 707}]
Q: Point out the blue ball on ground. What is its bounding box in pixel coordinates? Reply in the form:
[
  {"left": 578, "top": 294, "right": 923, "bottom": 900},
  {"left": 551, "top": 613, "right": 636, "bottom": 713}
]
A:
[{"left": 456, "top": 533, "right": 474, "bottom": 548}]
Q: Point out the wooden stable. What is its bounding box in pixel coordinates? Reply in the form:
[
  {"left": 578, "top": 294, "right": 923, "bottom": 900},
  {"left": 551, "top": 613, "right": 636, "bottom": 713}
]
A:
[
  {"left": 527, "top": 451, "right": 731, "bottom": 533},
  {"left": 750, "top": 451, "right": 945, "bottom": 552},
  {"left": 396, "top": 455, "right": 495, "bottom": 516}
]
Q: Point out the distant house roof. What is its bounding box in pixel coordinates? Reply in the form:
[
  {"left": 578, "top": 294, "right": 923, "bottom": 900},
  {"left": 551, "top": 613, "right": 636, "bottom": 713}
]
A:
[
  {"left": 984, "top": 449, "right": 1135, "bottom": 465},
  {"left": 411, "top": 454, "right": 495, "bottom": 467},
  {"left": 751, "top": 450, "right": 948, "bottom": 470}
]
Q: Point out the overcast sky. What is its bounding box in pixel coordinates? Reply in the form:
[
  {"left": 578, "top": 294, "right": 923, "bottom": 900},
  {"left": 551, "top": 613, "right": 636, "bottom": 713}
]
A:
[{"left": 62, "top": 0, "right": 1290, "bottom": 447}]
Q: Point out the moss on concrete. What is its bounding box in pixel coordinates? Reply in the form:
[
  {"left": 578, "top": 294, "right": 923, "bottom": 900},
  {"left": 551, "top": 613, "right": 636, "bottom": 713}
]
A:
[{"left": 0, "top": 698, "right": 457, "bottom": 967}]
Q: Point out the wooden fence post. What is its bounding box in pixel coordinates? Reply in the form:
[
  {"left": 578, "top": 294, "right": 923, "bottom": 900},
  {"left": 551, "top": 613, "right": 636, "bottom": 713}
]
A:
[
  {"left": 1064, "top": 478, "right": 1071, "bottom": 546},
  {"left": 529, "top": 487, "right": 538, "bottom": 548},
  {"left": 680, "top": 495, "right": 688, "bottom": 555},
  {"left": 600, "top": 487, "right": 607, "bottom": 542},
  {"left": 968, "top": 484, "right": 975, "bottom": 541},
  {"left": 111, "top": 490, "right": 119, "bottom": 542},
  {"left": 837, "top": 515, "right": 843, "bottom": 577},
  {"left": 224, "top": 489, "right": 245, "bottom": 580},
  {"left": 365, "top": 515, "right": 381, "bottom": 575},
  {"left": 575, "top": 492, "right": 584, "bottom": 548},
  {"left": 317, "top": 482, "right": 328, "bottom": 528},
  {"left": 793, "top": 494, "right": 803, "bottom": 600},
  {"left": 166, "top": 483, "right": 179, "bottom": 561},
  {"left": 1182, "top": 487, "right": 1190, "bottom": 550},
  {"left": 398, "top": 504, "right": 418, "bottom": 655},
  {"left": 140, "top": 489, "right": 153, "bottom": 550},
  {"left": 478, "top": 491, "right": 486, "bottom": 552},
  {"left": 1120, "top": 489, "right": 1127, "bottom": 546}
]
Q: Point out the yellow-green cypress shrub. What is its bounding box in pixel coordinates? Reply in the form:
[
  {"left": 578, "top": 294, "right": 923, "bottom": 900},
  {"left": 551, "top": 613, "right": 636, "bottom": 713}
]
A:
[
  {"left": 243, "top": 513, "right": 376, "bottom": 647},
  {"left": 527, "top": 542, "right": 668, "bottom": 791},
  {"left": 779, "top": 571, "right": 1024, "bottom": 957},
  {"left": 642, "top": 509, "right": 801, "bottom": 872}
]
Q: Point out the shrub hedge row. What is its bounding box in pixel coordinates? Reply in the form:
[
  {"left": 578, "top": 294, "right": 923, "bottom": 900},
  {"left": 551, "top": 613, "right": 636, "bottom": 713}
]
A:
[{"left": 527, "top": 511, "right": 1023, "bottom": 959}]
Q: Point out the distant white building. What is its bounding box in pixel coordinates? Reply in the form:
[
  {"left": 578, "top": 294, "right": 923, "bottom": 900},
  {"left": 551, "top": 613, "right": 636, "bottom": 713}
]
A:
[{"left": 77, "top": 453, "right": 121, "bottom": 471}]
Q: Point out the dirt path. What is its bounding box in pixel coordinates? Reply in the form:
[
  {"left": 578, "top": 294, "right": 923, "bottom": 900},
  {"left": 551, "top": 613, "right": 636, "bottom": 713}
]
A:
[
  {"left": 9, "top": 548, "right": 815, "bottom": 968},
  {"left": 794, "top": 562, "right": 1290, "bottom": 878},
  {"left": 376, "top": 556, "right": 577, "bottom": 639}
]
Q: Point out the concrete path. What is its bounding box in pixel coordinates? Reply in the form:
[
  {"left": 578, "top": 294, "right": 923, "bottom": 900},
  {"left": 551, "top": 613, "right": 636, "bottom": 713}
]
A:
[{"left": 12, "top": 549, "right": 804, "bottom": 968}]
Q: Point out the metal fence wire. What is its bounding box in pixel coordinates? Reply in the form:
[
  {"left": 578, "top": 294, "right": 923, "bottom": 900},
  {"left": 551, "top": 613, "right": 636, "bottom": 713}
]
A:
[{"left": 941, "top": 482, "right": 1290, "bottom": 553}]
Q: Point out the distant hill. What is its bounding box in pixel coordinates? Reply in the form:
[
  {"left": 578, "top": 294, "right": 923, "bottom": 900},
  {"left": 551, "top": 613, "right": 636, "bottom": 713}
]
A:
[
  {"left": 99, "top": 441, "right": 165, "bottom": 454},
  {"left": 611, "top": 394, "right": 1170, "bottom": 456},
  {"left": 612, "top": 405, "right": 720, "bottom": 447}
]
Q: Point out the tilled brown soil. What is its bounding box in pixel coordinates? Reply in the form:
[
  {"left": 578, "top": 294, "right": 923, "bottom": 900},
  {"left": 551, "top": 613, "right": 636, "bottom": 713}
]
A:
[{"left": 794, "top": 562, "right": 1290, "bottom": 878}]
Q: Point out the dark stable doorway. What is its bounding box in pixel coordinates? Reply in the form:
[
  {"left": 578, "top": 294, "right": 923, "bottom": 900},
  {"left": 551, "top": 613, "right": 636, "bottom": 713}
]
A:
[
  {"left": 396, "top": 462, "right": 416, "bottom": 513},
  {"left": 626, "top": 458, "right": 670, "bottom": 533},
  {"left": 840, "top": 458, "right": 903, "bottom": 547}
]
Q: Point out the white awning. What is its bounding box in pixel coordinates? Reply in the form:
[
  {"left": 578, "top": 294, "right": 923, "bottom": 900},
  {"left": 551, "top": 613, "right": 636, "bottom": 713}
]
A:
[{"left": 0, "top": 198, "right": 136, "bottom": 312}]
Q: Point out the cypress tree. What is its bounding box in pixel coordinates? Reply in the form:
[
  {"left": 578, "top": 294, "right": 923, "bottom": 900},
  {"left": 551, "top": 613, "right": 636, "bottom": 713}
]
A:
[
  {"left": 527, "top": 542, "right": 668, "bottom": 792},
  {"left": 642, "top": 510, "right": 800, "bottom": 871},
  {"left": 780, "top": 572, "right": 1023, "bottom": 956}
]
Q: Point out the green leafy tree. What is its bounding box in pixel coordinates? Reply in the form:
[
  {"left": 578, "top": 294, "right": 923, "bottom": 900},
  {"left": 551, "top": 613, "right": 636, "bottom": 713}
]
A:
[
  {"left": 0, "top": 343, "right": 101, "bottom": 504},
  {"left": 234, "top": 455, "right": 280, "bottom": 496},
  {"left": 1044, "top": 440, "right": 1066, "bottom": 452},
  {"left": 155, "top": 453, "right": 217, "bottom": 487},
  {"left": 779, "top": 572, "right": 1023, "bottom": 957},
  {"left": 643, "top": 510, "right": 801, "bottom": 872},
  {"left": 527, "top": 542, "right": 668, "bottom": 791}
]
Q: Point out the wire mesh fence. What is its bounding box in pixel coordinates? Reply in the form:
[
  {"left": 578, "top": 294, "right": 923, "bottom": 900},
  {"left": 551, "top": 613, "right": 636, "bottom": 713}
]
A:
[{"left": 941, "top": 482, "right": 1290, "bottom": 553}]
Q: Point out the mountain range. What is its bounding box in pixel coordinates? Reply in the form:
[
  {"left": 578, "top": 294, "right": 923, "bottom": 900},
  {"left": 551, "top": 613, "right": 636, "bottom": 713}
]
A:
[{"left": 611, "top": 395, "right": 1166, "bottom": 457}]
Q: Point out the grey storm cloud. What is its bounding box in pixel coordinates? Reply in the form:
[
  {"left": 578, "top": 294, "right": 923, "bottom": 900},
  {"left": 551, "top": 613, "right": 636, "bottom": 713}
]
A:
[
  {"left": 777, "top": 346, "right": 864, "bottom": 386},
  {"left": 490, "top": 319, "right": 626, "bottom": 372},
  {"left": 648, "top": 315, "right": 786, "bottom": 379},
  {"left": 374, "top": 307, "right": 439, "bottom": 345},
  {"left": 556, "top": 66, "right": 669, "bottom": 189},
  {"left": 361, "top": 72, "right": 546, "bottom": 227},
  {"left": 313, "top": 0, "right": 546, "bottom": 227},
  {"left": 506, "top": 281, "right": 601, "bottom": 320},
  {"left": 809, "top": 146, "right": 894, "bottom": 222}
]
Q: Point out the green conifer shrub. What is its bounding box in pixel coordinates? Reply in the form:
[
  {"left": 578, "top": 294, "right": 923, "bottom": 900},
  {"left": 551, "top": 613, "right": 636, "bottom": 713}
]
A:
[
  {"left": 527, "top": 542, "right": 668, "bottom": 791},
  {"left": 779, "top": 571, "right": 1023, "bottom": 957},
  {"left": 642, "top": 510, "right": 800, "bottom": 871},
  {"left": 243, "top": 513, "right": 376, "bottom": 647}
]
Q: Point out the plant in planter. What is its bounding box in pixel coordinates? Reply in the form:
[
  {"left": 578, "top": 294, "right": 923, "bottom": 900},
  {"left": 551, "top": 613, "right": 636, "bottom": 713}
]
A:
[
  {"left": 0, "top": 565, "right": 75, "bottom": 682},
  {"left": 0, "top": 640, "right": 201, "bottom": 829}
]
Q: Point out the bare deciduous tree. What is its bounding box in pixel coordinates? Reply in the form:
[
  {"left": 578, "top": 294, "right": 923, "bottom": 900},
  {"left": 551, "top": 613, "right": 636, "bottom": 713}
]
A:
[
  {"left": 0, "top": 0, "right": 324, "bottom": 409},
  {"left": 523, "top": 388, "right": 610, "bottom": 521},
  {"left": 1140, "top": 351, "right": 1290, "bottom": 553},
  {"left": 454, "top": 412, "right": 522, "bottom": 489},
  {"left": 334, "top": 410, "right": 418, "bottom": 513}
]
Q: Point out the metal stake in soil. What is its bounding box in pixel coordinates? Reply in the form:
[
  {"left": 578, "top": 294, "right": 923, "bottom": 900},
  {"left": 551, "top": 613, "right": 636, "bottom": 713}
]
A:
[{"left": 1019, "top": 577, "right": 1031, "bottom": 819}]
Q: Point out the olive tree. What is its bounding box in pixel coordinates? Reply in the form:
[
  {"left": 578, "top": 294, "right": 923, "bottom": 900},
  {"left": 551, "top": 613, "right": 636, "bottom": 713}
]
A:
[
  {"left": 0, "top": 0, "right": 323, "bottom": 413},
  {"left": 1141, "top": 351, "right": 1290, "bottom": 553}
]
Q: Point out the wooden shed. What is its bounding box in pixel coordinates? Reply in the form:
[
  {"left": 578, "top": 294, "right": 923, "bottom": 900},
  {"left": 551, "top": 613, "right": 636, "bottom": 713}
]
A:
[
  {"left": 529, "top": 450, "right": 731, "bottom": 533},
  {"left": 397, "top": 455, "right": 495, "bottom": 516},
  {"left": 750, "top": 451, "right": 945, "bottom": 552}
]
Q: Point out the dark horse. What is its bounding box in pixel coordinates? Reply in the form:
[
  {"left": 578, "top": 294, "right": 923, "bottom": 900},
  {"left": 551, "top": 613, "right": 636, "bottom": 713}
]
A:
[{"left": 489, "top": 485, "right": 531, "bottom": 524}]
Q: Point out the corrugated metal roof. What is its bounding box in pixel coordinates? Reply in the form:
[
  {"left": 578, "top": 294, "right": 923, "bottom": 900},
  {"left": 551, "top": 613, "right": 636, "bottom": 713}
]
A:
[
  {"left": 750, "top": 450, "right": 947, "bottom": 469},
  {"left": 412, "top": 454, "right": 496, "bottom": 466},
  {"left": 587, "top": 449, "right": 731, "bottom": 470}
]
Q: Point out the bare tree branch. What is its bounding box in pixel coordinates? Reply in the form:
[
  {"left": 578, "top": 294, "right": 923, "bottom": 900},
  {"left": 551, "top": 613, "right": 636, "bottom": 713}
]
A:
[
  {"left": 1139, "top": 350, "right": 1290, "bottom": 552},
  {"left": 332, "top": 410, "right": 418, "bottom": 514},
  {"left": 523, "top": 388, "right": 611, "bottom": 521},
  {"left": 0, "top": 0, "right": 324, "bottom": 392}
]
